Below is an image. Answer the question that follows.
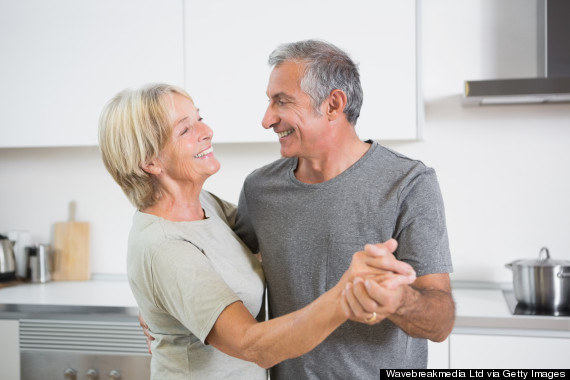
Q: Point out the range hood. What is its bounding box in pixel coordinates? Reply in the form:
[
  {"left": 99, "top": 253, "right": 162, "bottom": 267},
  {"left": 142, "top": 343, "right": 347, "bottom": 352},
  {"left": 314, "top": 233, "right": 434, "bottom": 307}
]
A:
[{"left": 463, "top": 0, "right": 570, "bottom": 106}]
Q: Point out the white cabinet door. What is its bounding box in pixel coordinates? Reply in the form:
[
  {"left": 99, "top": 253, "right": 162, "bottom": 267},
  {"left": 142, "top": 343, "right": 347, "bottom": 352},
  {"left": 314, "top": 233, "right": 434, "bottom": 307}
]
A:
[
  {"left": 428, "top": 338, "right": 450, "bottom": 369},
  {"left": 0, "top": 0, "right": 184, "bottom": 148},
  {"left": 450, "top": 333, "right": 570, "bottom": 369},
  {"left": 184, "top": 0, "right": 420, "bottom": 143},
  {"left": 0, "top": 319, "right": 20, "bottom": 380}
]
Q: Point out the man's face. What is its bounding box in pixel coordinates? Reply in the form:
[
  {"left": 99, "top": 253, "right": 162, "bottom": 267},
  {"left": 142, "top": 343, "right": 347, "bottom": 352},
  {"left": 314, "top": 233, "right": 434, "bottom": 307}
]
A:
[{"left": 262, "top": 61, "right": 328, "bottom": 158}]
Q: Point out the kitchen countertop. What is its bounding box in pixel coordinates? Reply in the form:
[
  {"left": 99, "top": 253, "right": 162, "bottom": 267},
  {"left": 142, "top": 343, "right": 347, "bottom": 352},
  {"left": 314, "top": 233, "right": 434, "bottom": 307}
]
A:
[
  {"left": 0, "top": 280, "right": 569, "bottom": 336},
  {"left": 0, "top": 278, "right": 139, "bottom": 320},
  {"left": 0, "top": 279, "right": 136, "bottom": 307}
]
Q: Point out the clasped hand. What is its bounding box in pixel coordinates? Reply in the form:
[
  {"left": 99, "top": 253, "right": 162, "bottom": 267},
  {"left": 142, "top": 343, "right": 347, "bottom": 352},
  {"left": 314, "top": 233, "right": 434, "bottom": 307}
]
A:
[{"left": 340, "top": 239, "right": 416, "bottom": 325}]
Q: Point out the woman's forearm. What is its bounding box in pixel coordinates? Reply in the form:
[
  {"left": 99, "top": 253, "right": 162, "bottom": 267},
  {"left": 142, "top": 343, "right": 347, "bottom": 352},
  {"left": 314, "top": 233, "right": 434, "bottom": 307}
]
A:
[{"left": 206, "top": 281, "right": 346, "bottom": 368}]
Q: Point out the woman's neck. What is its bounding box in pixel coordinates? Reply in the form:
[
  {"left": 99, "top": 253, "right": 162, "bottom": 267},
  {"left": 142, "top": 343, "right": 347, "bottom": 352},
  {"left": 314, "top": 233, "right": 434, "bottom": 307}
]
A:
[{"left": 142, "top": 183, "right": 205, "bottom": 222}]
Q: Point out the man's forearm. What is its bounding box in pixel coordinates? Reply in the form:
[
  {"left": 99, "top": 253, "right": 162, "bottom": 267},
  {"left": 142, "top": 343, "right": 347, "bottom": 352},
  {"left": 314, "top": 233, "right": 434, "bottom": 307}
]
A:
[{"left": 388, "top": 284, "right": 455, "bottom": 342}]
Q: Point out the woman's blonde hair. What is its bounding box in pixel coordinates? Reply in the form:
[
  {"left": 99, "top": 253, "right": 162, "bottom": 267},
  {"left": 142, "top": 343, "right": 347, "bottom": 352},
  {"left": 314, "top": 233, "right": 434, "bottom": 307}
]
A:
[{"left": 98, "top": 83, "right": 193, "bottom": 210}]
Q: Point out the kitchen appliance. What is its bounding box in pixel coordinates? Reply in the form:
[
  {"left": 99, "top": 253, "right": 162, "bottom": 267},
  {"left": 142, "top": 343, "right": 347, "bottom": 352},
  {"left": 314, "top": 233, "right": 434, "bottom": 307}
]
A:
[
  {"left": 503, "top": 288, "right": 570, "bottom": 316},
  {"left": 505, "top": 247, "right": 570, "bottom": 313},
  {"left": 0, "top": 234, "right": 17, "bottom": 281},
  {"left": 26, "top": 244, "right": 53, "bottom": 283},
  {"left": 463, "top": 0, "right": 570, "bottom": 106},
  {"left": 19, "top": 318, "right": 150, "bottom": 380},
  {"left": 7, "top": 230, "right": 31, "bottom": 279}
]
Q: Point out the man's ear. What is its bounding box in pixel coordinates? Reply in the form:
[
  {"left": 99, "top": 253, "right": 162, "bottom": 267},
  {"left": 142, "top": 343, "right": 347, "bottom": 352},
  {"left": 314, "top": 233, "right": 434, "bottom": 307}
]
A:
[
  {"left": 326, "top": 89, "right": 348, "bottom": 120},
  {"left": 141, "top": 157, "right": 162, "bottom": 176}
]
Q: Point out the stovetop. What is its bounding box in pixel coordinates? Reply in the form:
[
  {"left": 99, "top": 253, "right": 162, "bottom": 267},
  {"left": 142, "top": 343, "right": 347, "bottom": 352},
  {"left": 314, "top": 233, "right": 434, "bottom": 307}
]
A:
[{"left": 502, "top": 289, "right": 570, "bottom": 317}]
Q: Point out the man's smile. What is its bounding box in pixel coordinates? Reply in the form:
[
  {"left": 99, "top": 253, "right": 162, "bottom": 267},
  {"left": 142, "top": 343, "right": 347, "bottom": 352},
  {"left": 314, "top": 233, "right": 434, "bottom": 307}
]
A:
[{"left": 277, "top": 129, "right": 294, "bottom": 138}]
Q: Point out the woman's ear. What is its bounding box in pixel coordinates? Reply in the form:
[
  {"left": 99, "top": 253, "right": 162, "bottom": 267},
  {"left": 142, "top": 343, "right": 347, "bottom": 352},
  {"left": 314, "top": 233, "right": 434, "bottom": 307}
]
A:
[
  {"left": 326, "top": 89, "right": 348, "bottom": 120},
  {"left": 141, "top": 157, "right": 162, "bottom": 176}
]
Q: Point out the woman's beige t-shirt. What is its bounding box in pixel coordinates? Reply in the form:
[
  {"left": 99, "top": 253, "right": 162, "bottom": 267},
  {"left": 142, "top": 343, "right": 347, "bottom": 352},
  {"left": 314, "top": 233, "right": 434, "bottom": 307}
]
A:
[{"left": 127, "top": 191, "right": 266, "bottom": 379}]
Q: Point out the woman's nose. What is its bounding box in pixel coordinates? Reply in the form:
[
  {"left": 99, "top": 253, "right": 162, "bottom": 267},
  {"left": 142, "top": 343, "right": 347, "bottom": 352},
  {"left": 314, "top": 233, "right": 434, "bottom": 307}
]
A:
[{"left": 197, "top": 121, "right": 213, "bottom": 140}]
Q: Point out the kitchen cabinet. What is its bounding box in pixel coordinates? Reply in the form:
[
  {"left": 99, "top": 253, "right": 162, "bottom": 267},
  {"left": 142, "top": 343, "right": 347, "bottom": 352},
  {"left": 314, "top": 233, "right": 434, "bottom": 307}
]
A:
[
  {"left": 0, "top": 319, "right": 20, "bottom": 379},
  {"left": 450, "top": 333, "right": 570, "bottom": 368},
  {"left": 0, "top": 0, "right": 184, "bottom": 148},
  {"left": 1, "top": 0, "right": 419, "bottom": 147},
  {"left": 184, "top": 0, "right": 421, "bottom": 143},
  {"left": 428, "top": 339, "right": 450, "bottom": 369}
]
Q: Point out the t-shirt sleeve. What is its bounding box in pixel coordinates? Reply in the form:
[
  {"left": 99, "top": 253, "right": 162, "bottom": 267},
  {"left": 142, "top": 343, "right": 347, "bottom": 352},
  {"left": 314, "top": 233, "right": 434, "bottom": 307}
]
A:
[
  {"left": 201, "top": 190, "right": 238, "bottom": 228},
  {"left": 393, "top": 168, "right": 453, "bottom": 276},
  {"left": 150, "top": 239, "right": 241, "bottom": 343},
  {"left": 234, "top": 184, "right": 260, "bottom": 254}
]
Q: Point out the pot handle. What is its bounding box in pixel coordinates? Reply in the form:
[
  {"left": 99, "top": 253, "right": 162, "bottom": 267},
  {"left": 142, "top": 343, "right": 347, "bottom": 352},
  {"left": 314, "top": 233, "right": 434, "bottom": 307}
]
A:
[
  {"left": 557, "top": 269, "right": 570, "bottom": 279},
  {"left": 538, "top": 247, "right": 550, "bottom": 261}
]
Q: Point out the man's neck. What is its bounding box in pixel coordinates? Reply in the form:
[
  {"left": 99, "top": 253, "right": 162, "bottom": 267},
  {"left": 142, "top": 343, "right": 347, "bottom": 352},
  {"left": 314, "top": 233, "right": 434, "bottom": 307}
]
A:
[{"left": 295, "top": 139, "right": 371, "bottom": 184}]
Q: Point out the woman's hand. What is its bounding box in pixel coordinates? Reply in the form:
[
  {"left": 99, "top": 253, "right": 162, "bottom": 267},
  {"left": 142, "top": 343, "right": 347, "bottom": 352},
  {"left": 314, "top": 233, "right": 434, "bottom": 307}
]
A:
[
  {"left": 138, "top": 312, "right": 154, "bottom": 354},
  {"left": 339, "top": 239, "right": 416, "bottom": 287}
]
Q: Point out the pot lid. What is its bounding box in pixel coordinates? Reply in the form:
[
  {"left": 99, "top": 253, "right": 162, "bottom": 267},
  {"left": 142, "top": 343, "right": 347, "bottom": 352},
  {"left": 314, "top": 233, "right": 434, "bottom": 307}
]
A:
[{"left": 513, "top": 247, "right": 570, "bottom": 267}]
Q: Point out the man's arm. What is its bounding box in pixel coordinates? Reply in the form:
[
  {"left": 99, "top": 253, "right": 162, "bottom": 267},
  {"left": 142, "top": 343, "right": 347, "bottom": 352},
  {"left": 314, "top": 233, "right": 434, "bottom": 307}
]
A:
[{"left": 341, "top": 244, "right": 455, "bottom": 342}]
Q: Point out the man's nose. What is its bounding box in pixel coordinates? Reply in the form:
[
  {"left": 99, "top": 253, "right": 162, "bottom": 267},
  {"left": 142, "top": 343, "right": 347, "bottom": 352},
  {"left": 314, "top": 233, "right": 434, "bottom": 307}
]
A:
[{"left": 262, "top": 104, "right": 277, "bottom": 130}]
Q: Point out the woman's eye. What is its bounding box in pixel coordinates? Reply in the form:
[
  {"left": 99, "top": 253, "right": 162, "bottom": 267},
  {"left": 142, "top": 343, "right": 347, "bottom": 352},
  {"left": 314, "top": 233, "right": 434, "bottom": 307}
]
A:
[{"left": 181, "top": 127, "right": 189, "bottom": 135}]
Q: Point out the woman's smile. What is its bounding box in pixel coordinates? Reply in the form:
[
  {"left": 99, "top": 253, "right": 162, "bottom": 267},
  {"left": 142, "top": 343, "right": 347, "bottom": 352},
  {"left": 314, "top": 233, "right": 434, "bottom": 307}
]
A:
[{"left": 194, "top": 146, "right": 214, "bottom": 158}]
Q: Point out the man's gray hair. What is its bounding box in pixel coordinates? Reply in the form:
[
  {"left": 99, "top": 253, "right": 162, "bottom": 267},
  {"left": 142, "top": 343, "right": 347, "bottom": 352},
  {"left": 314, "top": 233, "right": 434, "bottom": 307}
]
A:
[{"left": 268, "top": 39, "right": 363, "bottom": 126}]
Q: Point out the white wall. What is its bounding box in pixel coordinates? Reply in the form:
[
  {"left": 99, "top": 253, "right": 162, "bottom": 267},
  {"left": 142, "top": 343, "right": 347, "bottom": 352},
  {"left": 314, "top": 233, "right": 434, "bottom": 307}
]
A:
[{"left": 1, "top": 0, "right": 569, "bottom": 282}]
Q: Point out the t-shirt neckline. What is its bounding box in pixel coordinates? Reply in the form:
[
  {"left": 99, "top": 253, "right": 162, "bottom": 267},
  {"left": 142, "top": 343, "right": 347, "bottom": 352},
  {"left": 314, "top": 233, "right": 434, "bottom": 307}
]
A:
[{"left": 288, "top": 140, "right": 377, "bottom": 188}]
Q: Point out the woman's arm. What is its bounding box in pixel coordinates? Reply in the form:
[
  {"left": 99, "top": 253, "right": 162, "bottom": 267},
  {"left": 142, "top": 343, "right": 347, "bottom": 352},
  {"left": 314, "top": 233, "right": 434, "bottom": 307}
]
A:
[
  {"left": 205, "top": 239, "right": 416, "bottom": 369},
  {"left": 206, "top": 284, "right": 343, "bottom": 369}
]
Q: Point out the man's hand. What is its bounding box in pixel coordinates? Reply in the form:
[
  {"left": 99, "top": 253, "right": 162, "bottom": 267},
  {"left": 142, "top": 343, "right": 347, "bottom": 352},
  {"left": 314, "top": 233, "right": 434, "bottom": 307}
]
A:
[
  {"left": 341, "top": 274, "right": 406, "bottom": 325},
  {"left": 340, "top": 242, "right": 455, "bottom": 342},
  {"left": 139, "top": 312, "right": 154, "bottom": 354}
]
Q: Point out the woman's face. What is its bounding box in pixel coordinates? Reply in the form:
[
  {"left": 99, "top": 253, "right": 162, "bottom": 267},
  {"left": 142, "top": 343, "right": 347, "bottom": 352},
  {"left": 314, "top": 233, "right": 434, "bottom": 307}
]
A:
[{"left": 155, "top": 93, "right": 220, "bottom": 186}]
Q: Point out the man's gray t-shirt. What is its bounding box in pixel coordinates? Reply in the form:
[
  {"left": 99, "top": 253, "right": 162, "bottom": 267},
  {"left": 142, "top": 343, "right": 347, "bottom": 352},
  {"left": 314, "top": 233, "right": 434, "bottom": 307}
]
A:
[{"left": 236, "top": 141, "right": 452, "bottom": 378}]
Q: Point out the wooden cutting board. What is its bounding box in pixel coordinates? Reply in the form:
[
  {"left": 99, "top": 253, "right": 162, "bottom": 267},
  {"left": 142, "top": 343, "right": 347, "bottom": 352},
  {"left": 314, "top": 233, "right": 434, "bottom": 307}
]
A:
[{"left": 52, "top": 201, "right": 90, "bottom": 281}]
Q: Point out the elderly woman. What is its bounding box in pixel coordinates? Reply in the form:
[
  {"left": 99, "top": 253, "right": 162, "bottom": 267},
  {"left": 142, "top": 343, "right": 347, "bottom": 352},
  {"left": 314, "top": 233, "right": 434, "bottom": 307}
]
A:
[{"left": 98, "top": 83, "right": 413, "bottom": 379}]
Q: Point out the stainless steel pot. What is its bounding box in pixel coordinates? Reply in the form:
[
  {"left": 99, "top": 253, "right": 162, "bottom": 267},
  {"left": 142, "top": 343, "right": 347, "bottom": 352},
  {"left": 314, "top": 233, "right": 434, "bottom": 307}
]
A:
[{"left": 506, "top": 247, "right": 570, "bottom": 310}]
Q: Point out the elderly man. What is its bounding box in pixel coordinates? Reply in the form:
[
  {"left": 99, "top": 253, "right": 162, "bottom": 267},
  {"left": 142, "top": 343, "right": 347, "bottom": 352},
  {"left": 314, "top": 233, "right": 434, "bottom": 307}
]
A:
[{"left": 235, "top": 39, "right": 455, "bottom": 378}]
